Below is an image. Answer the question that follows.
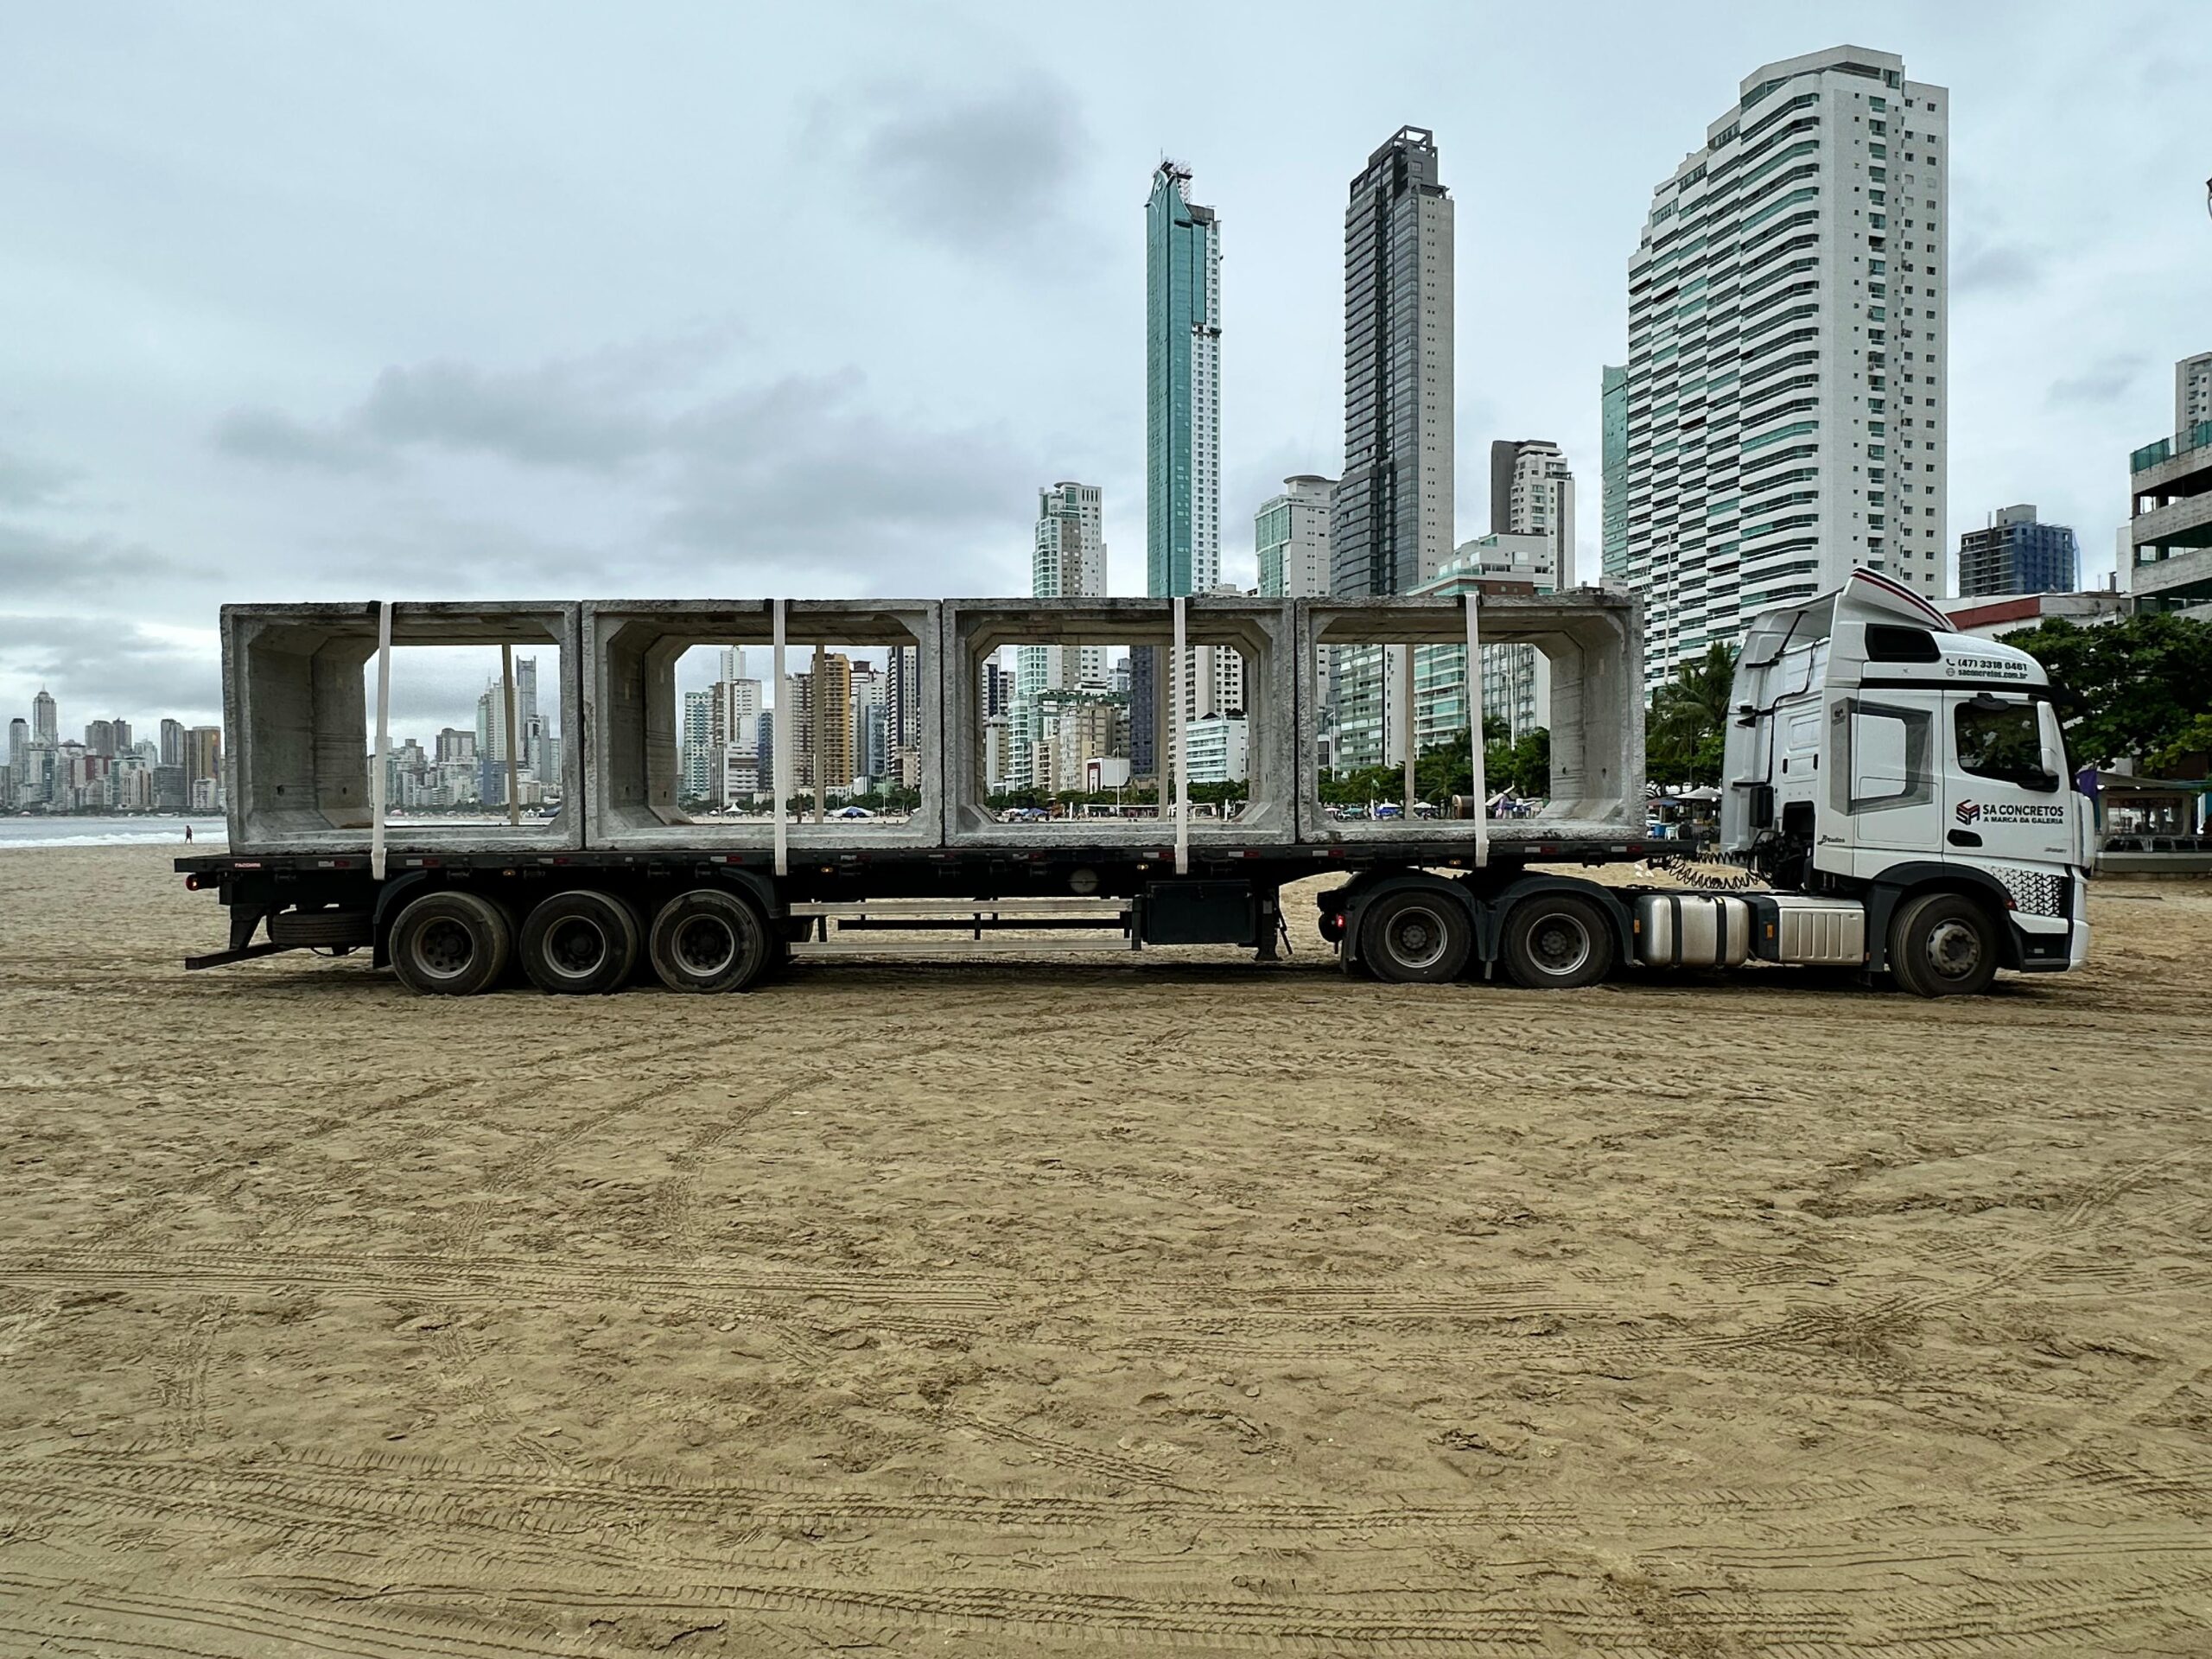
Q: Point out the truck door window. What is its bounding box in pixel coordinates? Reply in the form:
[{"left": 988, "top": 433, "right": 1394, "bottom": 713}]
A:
[
  {"left": 1956, "top": 698, "right": 2057, "bottom": 792},
  {"left": 1844, "top": 700, "right": 1934, "bottom": 813}
]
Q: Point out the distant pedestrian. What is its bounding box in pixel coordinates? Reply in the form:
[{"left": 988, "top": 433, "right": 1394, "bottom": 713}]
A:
[{"left": 183, "top": 823, "right": 193, "bottom": 842}]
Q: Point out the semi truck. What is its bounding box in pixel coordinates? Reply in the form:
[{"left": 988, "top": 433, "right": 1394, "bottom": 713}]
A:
[{"left": 175, "top": 571, "right": 2090, "bottom": 997}]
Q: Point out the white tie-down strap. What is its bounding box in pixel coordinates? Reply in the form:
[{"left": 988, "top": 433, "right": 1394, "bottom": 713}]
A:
[
  {"left": 772, "top": 599, "right": 791, "bottom": 877},
  {"left": 500, "top": 643, "right": 521, "bottom": 826},
  {"left": 371, "top": 600, "right": 392, "bottom": 880},
  {"left": 1173, "top": 596, "right": 1189, "bottom": 876},
  {"left": 1466, "top": 593, "right": 1489, "bottom": 868}
]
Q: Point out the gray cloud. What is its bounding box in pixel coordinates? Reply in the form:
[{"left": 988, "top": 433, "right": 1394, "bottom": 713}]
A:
[
  {"left": 816, "top": 81, "right": 1088, "bottom": 258},
  {"left": 214, "top": 327, "right": 742, "bottom": 477},
  {"left": 2046, "top": 353, "right": 2149, "bottom": 408},
  {"left": 0, "top": 522, "right": 201, "bottom": 596},
  {"left": 1954, "top": 240, "right": 2046, "bottom": 296},
  {"left": 351, "top": 360, "right": 658, "bottom": 472},
  {"left": 0, "top": 448, "right": 75, "bottom": 507},
  {"left": 212, "top": 406, "right": 388, "bottom": 474},
  {"left": 0, "top": 613, "right": 219, "bottom": 725},
  {"left": 213, "top": 346, "right": 1038, "bottom": 598}
]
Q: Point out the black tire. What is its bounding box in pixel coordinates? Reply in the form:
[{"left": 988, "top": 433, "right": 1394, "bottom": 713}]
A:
[
  {"left": 389, "top": 889, "right": 512, "bottom": 996},
  {"left": 269, "top": 906, "right": 372, "bottom": 948},
  {"left": 1358, "top": 887, "right": 1472, "bottom": 983},
  {"left": 518, "top": 889, "right": 642, "bottom": 995},
  {"left": 1889, "top": 892, "right": 1999, "bottom": 997},
  {"left": 647, "top": 888, "right": 772, "bottom": 994},
  {"left": 1501, "top": 893, "right": 1617, "bottom": 990}
]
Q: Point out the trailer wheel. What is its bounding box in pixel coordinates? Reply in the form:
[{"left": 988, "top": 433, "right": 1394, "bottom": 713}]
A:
[
  {"left": 1501, "top": 893, "right": 1616, "bottom": 990},
  {"left": 389, "top": 890, "right": 512, "bottom": 996},
  {"left": 1359, "top": 888, "right": 1471, "bottom": 983},
  {"left": 1889, "top": 892, "right": 1999, "bottom": 998},
  {"left": 648, "top": 888, "right": 771, "bottom": 994},
  {"left": 519, "top": 890, "right": 642, "bottom": 995}
]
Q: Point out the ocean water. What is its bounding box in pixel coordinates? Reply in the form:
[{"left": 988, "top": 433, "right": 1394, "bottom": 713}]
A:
[{"left": 0, "top": 817, "right": 228, "bottom": 849}]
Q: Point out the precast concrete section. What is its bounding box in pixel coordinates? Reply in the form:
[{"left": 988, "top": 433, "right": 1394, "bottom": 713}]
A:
[
  {"left": 223, "top": 601, "right": 583, "bottom": 855},
  {"left": 582, "top": 600, "right": 943, "bottom": 852},
  {"left": 1294, "top": 592, "right": 1644, "bottom": 846},
  {"left": 938, "top": 596, "right": 1297, "bottom": 849},
  {"left": 222, "top": 594, "right": 1639, "bottom": 859}
]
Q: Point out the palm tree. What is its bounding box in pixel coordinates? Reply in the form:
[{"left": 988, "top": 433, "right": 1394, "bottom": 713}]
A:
[{"left": 1648, "top": 642, "right": 1738, "bottom": 786}]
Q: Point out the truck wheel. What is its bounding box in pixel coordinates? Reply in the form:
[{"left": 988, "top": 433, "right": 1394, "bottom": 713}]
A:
[
  {"left": 519, "top": 890, "right": 642, "bottom": 995},
  {"left": 1889, "top": 893, "right": 1999, "bottom": 997},
  {"left": 1502, "top": 893, "right": 1616, "bottom": 989},
  {"left": 1359, "top": 888, "right": 1471, "bottom": 983},
  {"left": 389, "top": 890, "right": 512, "bottom": 996},
  {"left": 648, "top": 888, "right": 771, "bottom": 994}
]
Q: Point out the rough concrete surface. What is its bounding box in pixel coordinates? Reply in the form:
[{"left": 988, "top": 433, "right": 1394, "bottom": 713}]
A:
[{"left": 3, "top": 845, "right": 2209, "bottom": 1656}]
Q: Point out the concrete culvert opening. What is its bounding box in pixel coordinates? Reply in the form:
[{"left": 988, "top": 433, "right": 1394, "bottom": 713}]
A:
[
  {"left": 1299, "top": 592, "right": 1645, "bottom": 848},
  {"left": 941, "top": 596, "right": 1296, "bottom": 849},
  {"left": 224, "top": 601, "right": 580, "bottom": 855},
  {"left": 585, "top": 601, "right": 943, "bottom": 852}
]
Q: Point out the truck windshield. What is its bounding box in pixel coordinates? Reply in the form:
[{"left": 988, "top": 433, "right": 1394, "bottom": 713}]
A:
[{"left": 1956, "top": 699, "right": 2057, "bottom": 792}]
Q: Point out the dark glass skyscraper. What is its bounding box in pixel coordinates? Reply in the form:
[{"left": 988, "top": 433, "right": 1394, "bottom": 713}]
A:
[
  {"left": 1145, "top": 162, "right": 1220, "bottom": 600},
  {"left": 1331, "top": 128, "right": 1453, "bottom": 599}
]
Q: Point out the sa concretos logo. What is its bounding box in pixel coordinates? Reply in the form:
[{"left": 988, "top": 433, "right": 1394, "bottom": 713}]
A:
[{"left": 1955, "top": 800, "right": 1982, "bottom": 825}]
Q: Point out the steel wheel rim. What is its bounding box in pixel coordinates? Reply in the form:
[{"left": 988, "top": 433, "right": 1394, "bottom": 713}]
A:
[
  {"left": 1530, "top": 913, "right": 1592, "bottom": 977},
  {"left": 1386, "top": 905, "right": 1450, "bottom": 972},
  {"left": 546, "top": 915, "right": 608, "bottom": 978},
  {"left": 674, "top": 914, "right": 738, "bottom": 978},
  {"left": 1924, "top": 918, "right": 1983, "bottom": 981},
  {"left": 417, "top": 917, "right": 474, "bottom": 979}
]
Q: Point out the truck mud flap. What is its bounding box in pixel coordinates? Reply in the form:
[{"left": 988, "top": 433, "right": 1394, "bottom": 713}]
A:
[{"left": 1138, "top": 880, "right": 1257, "bottom": 947}]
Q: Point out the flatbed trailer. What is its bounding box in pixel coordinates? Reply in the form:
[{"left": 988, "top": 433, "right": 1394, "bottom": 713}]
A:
[
  {"left": 175, "top": 575, "right": 2094, "bottom": 996},
  {"left": 175, "top": 829, "right": 1677, "bottom": 982}
]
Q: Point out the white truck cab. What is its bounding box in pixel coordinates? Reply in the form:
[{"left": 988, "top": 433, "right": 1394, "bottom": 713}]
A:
[{"left": 1719, "top": 570, "right": 2091, "bottom": 992}]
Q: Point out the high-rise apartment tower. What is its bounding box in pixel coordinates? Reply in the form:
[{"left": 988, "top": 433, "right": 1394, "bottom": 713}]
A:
[
  {"left": 2177, "top": 352, "right": 2212, "bottom": 431},
  {"left": 1255, "top": 474, "right": 1336, "bottom": 598},
  {"left": 1490, "top": 439, "right": 1576, "bottom": 588},
  {"left": 1957, "top": 505, "right": 2077, "bottom": 598},
  {"left": 1601, "top": 365, "right": 1630, "bottom": 581},
  {"left": 1624, "top": 46, "right": 1947, "bottom": 685}
]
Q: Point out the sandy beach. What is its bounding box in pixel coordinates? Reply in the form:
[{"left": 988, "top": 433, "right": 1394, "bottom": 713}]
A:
[{"left": 3, "top": 841, "right": 2209, "bottom": 1656}]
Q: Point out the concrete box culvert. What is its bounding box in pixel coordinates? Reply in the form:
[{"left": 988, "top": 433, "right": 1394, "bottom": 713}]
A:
[
  {"left": 223, "top": 601, "right": 583, "bottom": 856},
  {"left": 582, "top": 600, "right": 945, "bottom": 853},
  {"left": 939, "top": 596, "right": 1297, "bottom": 849},
  {"left": 1294, "top": 592, "right": 1646, "bottom": 847}
]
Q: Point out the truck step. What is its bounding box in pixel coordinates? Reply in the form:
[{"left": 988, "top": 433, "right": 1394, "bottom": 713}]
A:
[
  {"left": 789, "top": 937, "right": 1141, "bottom": 958},
  {"left": 787, "top": 897, "right": 1133, "bottom": 918}
]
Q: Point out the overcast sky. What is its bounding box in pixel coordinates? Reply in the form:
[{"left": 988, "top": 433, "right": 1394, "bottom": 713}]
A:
[{"left": 2, "top": 0, "right": 2206, "bottom": 736}]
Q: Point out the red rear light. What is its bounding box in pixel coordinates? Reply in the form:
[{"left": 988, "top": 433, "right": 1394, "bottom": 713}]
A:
[{"left": 183, "top": 875, "right": 200, "bottom": 892}]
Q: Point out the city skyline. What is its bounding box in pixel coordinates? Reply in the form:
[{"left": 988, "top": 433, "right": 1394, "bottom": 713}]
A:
[
  {"left": 2, "top": 4, "right": 2203, "bottom": 731},
  {"left": 4, "top": 682, "right": 224, "bottom": 813}
]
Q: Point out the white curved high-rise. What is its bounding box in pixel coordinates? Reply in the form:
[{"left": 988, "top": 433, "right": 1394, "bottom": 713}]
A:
[{"left": 1625, "top": 46, "right": 1948, "bottom": 688}]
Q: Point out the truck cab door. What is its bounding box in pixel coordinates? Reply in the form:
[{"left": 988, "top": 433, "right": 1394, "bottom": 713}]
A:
[
  {"left": 1827, "top": 691, "right": 1941, "bottom": 877},
  {"left": 1944, "top": 691, "right": 2071, "bottom": 867}
]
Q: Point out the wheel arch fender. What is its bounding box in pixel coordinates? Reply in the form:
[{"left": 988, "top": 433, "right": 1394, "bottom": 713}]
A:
[
  {"left": 369, "top": 869, "right": 438, "bottom": 968},
  {"left": 1471, "top": 873, "right": 1636, "bottom": 969},
  {"left": 1338, "top": 871, "right": 1482, "bottom": 969},
  {"left": 711, "top": 866, "right": 784, "bottom": 919},
  {"left": 1866, "top": 864, "right": 2022, "bottom": 972}
]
